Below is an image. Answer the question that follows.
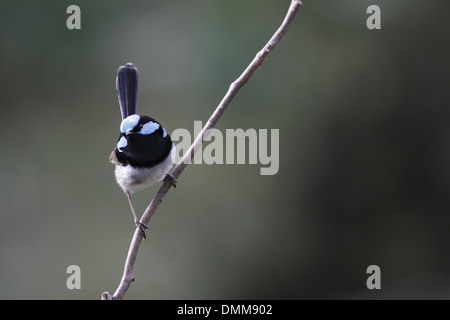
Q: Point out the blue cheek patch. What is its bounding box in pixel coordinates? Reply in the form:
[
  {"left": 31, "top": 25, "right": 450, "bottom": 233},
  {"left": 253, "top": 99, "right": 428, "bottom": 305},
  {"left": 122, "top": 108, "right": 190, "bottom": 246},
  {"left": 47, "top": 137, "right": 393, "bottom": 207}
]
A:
[
  {"left": 117, "top": 136, "right": 128, "bottom": 152},
  {"left": 120, "top": 114, "right": 140, "bottom": 133},
  {"left": 139, "top": 121, "right": 160, "bottom": 135}
]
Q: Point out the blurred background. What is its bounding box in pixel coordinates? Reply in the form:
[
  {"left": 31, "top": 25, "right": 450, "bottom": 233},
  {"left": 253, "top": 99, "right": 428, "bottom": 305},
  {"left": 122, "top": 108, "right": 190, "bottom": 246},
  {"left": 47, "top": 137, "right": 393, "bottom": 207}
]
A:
[{"left": 0, "top": 0, "right": 449, "bottom": 299}]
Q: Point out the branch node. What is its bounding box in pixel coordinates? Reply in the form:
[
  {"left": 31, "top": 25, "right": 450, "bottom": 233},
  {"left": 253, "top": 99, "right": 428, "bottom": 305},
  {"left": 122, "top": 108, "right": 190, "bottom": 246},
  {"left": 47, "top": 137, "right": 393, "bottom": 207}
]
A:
[{"left": 101, "top": 292, "right": 113, "bottom": 300}]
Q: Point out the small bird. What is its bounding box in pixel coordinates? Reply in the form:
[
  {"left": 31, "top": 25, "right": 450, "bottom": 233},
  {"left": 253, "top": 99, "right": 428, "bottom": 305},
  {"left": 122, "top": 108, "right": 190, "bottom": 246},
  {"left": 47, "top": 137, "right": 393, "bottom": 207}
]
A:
[{"left": 109, "top": 63, "right": 176, "bottom": 238}]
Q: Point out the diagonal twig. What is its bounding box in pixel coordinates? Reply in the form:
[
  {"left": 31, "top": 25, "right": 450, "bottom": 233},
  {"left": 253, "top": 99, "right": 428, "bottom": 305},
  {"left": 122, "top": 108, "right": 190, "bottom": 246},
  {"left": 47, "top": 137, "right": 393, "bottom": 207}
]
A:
[{"left": 102, "top": 0, "right": 302, "bottom": 300}]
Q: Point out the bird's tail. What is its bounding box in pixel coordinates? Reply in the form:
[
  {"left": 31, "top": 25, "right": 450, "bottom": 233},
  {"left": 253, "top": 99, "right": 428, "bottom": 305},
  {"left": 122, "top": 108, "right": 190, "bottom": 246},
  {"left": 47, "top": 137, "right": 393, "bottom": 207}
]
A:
[{"left": 116, "top": 63, "right": 139, "bottom": 120}]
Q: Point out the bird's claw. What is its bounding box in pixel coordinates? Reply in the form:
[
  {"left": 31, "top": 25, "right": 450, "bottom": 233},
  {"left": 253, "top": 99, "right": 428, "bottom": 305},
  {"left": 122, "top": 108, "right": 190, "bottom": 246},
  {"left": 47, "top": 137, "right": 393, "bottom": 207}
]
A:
[
  {"left": 164, "top": 173, "right": 177, "bottom": 188},
  {"left": 135, "top": 219, "right": 149, "bottom": 240}
]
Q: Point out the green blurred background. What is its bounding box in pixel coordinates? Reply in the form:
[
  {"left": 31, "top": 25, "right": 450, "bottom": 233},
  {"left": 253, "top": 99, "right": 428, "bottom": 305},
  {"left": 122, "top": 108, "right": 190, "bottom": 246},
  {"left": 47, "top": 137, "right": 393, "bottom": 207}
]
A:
[{"left": 0, "top": 0, "right": 449, "bottom": 299}]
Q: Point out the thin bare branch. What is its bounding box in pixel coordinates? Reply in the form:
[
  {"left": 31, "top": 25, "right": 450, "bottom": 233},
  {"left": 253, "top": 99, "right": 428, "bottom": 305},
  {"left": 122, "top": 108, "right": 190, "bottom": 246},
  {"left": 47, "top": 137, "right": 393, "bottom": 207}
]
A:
[{"left": 102, "top": 0, "right": 302, "bottom": 300}]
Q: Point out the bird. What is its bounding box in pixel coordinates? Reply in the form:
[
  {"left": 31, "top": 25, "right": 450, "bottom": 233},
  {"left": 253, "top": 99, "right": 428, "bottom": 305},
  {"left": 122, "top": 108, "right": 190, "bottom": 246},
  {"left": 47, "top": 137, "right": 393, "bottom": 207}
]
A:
[{"left": 109, "top": 63, "right": 176, "bottom": 239}]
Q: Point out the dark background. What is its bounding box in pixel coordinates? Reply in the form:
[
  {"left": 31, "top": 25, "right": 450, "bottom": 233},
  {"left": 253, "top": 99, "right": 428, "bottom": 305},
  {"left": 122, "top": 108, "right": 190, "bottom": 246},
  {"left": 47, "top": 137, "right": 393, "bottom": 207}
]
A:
[{"left": 0, "top": 0, "right": 449, "bottom": 299}]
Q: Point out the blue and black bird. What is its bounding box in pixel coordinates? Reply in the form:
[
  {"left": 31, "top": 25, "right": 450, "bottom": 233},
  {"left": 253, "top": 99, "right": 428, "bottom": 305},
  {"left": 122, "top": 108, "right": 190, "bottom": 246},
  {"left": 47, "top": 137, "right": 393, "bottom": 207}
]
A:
[{"left": 110, "top": 63, "right": 176, "bottom": 237}]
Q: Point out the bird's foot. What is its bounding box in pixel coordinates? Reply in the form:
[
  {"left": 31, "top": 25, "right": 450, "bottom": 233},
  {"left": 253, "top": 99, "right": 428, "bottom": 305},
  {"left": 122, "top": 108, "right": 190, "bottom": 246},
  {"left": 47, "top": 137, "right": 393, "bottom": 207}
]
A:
[
  {"left": 164, "top": 173, "right": 177, "bottom": 188},
  {"left": 135, "top": 219, "right": 149, "bottom": 240}
]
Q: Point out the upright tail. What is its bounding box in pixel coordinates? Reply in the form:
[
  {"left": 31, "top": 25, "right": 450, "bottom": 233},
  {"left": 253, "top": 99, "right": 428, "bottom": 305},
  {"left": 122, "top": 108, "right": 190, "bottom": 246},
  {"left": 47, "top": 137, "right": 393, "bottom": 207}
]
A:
[{"left": 116, "top": 63, "right": 139, "bottom": 120}]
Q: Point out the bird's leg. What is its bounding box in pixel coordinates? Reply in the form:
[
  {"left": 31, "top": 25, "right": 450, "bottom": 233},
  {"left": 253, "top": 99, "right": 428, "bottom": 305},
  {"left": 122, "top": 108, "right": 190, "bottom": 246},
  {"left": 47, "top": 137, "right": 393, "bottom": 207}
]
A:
[{"left": 126, "top": 192, "right": 148, "bottom": 239}]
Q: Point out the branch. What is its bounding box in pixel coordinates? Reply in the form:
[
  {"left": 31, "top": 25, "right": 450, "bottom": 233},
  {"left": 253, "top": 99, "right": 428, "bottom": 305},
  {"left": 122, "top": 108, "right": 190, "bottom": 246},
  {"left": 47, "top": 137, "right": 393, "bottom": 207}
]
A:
[{"left": 102, "top": 0, "right": 302, "bottom": 300}]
